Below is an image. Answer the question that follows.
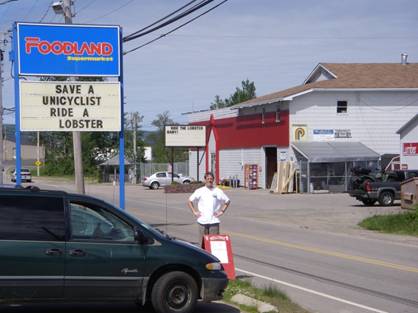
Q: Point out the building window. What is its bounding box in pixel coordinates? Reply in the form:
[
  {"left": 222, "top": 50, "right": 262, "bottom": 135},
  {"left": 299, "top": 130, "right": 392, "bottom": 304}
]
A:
[
  {"left": 275, "top": 108, "right": 281, "bottom": 123},
  {"left": 337, "top": 101, "right": 347, "bottom": 113}
]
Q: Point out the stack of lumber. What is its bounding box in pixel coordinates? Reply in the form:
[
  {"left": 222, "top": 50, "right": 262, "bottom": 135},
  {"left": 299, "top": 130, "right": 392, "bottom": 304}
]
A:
[{"left": 270, "top": 161, "right": 299, "bottom": 193}]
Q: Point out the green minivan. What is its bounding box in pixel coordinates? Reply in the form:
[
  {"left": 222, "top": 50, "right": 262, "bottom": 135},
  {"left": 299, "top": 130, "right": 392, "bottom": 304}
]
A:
[{"left": 0, "top": 186, "right": 228, "bottom": 313}]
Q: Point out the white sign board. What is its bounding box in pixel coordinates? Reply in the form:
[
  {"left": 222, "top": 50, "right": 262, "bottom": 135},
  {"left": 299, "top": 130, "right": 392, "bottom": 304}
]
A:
[
  {"left": 165, "top": 125, "right": 206, "bottom": 147},
  {"left": 19, "top": 81, "right": 121, "bottom": 131},
  {"left": 144, "top": 147, "right": 152, "bottom": 161},
  {"left": 312, "top": 129, "right": 335, "bottom": 141}
]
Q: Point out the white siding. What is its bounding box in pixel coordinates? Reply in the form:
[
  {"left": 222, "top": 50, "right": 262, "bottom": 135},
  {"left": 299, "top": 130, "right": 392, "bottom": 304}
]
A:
[
  {"left": 400, "top": 122, "right": 418, "bottom": 170},
  {"left": 290, "top": 91, "right": 418, "bottom": 155},
  {"left": 219, "top": 148, "right": 265, "bottom": 189},
  {"left": 188, "top": 149, "right": 206, "bottom": 181}
]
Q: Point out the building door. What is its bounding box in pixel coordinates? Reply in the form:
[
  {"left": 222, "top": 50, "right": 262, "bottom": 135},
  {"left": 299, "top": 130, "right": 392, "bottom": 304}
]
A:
[{"left": 265, "top": 147, "right": 277, "bottom": 189}]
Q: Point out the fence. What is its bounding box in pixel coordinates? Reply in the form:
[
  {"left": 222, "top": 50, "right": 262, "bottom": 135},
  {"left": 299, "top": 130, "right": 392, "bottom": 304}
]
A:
[
  {"left": 297, "top": 160, "right": 379, "bottom": 193},
  {"left": 101, "top": 161, "right": 189, "bottom": 183},
  {"left": 138, "top": 161, "right": 189, "bottom": 180}
]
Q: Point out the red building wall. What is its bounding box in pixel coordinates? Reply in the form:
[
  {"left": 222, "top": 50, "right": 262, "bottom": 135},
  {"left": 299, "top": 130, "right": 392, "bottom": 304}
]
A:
[
  {"left": 191, "top": 111, "right": 289, "bottom": 183},
  {"left": 193, "top": 110, "right": 289, "bottom": 149}
]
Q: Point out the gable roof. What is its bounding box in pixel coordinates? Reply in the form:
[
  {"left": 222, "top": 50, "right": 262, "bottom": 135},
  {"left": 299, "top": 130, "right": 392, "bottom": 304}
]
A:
[
  {"left": 233, "top": 63, "right": 418, "bottom": 109},
  {"left": 396, "top": 114, "right": 418, "bottom": 134}
]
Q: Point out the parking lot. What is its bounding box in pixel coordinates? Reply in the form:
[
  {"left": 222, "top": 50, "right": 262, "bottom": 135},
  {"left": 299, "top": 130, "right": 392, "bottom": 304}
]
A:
[{"left": 33, "top": 178, "right": 418, "bottom": 313}]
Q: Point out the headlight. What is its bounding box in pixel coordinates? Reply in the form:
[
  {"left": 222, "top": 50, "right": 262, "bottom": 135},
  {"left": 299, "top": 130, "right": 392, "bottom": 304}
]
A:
[{"left": 206, "top": 262, "right": 222, "bottom": 271}]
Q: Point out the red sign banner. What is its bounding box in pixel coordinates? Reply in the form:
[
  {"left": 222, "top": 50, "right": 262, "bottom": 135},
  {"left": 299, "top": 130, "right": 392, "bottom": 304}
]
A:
[
  {"left": 403, "top": 143, "right": 418, "bottom": 156},
  {"left": 202, "top": 234, "right": 236, "bottom": 280}
]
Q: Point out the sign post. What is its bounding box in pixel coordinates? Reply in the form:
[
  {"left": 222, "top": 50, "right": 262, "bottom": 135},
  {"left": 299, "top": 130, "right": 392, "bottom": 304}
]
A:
[
  {"left": 12, "top": 22, "right": 125, "bottom": 209},
  {"left": 165, "top": 125, "right": 206, "bottom": 181}
]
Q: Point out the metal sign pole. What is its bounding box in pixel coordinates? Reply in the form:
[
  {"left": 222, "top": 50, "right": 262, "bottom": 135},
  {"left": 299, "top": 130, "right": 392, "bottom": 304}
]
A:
[
  {"left": 196, "top": 147, "right": 199, "bottom": 182},
  {"left": 119, "top": 28, "right": 125, "bottom": 210},
  {"left": 12, "top": 23, "right": 21, "bottom": 186}
]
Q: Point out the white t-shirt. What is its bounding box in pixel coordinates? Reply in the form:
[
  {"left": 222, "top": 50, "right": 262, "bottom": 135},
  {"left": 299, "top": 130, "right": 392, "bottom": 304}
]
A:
[{"left": 189, "top": 186, "right": 230, "bottom": 225}]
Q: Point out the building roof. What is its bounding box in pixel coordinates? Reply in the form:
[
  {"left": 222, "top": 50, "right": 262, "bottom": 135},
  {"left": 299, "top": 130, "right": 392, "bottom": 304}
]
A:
[
  {"left": 233, "top": 63, "right": 418, "bottom": 109},
  {"left": 292, "top": 141, "right": 380, "bottom": 163},
  {"left": 99, "top": 154, "right": 131, "bottom": 166},
  {"left": 396, "top": 114, "right": 418, "bottom": 134}
]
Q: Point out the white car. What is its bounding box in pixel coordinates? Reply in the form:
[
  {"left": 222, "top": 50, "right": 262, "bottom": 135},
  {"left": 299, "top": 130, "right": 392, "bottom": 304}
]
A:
[
  {"left": 11, "top": 168, "right": 32, "bottom": 183},
  {"left": 143, "top": 172, "right": 193, "bottom": 189}
]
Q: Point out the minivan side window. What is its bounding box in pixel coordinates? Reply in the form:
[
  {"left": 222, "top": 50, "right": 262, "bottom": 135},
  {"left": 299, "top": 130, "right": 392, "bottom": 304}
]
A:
[
  {"left": 70, "top": 202, "right": 134, "bottom": 242},
  {"left": 0, "top": 195, "right": 65, "bottom": 241}
]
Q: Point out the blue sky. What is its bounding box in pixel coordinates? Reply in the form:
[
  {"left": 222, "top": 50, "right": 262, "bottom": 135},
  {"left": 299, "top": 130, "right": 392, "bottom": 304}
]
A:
[{"left": 1, "top": 0, "right": 418, "bottom": 130}]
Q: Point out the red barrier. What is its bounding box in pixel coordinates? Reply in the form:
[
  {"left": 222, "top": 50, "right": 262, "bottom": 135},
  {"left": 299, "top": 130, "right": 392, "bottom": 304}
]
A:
[{"left": 202, "top": 234, "right": 235, "bottom": 280}]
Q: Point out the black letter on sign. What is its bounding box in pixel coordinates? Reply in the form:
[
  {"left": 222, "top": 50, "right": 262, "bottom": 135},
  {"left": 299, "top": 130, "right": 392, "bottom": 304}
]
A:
[
  {"left": 83, "top": 109, "right": 89, "bottom": 117},
  {"left": 88, "top": 85, "right": 94, "bottom": 94}
]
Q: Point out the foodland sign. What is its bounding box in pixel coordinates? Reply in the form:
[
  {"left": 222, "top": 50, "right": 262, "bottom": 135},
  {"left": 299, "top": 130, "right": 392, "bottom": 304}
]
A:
[
  {"left": 17, "top": 23, "right": 120, "bottom": 76},
  {"left": 20, "top": 81, "right": 121, "bottom": 131}
]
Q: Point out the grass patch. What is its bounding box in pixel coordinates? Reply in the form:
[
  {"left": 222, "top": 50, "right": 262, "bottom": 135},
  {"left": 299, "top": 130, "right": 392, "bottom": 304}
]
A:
[
  {"left": 359, "top": 206, "right": 418, "bottom": 236},
  {"left": 224, "top": 278, "right": 310, "bottom": 313}
]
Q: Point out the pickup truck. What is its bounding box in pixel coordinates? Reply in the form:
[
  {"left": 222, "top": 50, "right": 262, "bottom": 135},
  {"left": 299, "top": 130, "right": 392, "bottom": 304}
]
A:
[{"left": 349, "top": 170, "right": 418, "bottom": 206}]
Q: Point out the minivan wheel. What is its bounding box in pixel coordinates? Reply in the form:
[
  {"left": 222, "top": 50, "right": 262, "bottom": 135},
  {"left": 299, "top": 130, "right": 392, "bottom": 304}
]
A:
[
  {"left": 150, "top": 182, "right": 160, "bottom": 190},
  {"left": 151, "top": 271, "right": 198, "bottom": 313},
  {"left": 378, "top": 191, "right": 394, "bottom": 206}
]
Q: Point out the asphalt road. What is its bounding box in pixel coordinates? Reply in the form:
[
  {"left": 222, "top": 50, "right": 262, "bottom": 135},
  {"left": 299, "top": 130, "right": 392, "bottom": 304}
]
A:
[{"left": 34, "top": 178, "right": 418, "bottom": 313}]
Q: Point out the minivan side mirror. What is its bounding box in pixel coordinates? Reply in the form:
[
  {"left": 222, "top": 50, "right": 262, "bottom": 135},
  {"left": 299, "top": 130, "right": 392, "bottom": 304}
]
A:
[{"left": 134, "top": 228, "right": 154, "bottom": 245}]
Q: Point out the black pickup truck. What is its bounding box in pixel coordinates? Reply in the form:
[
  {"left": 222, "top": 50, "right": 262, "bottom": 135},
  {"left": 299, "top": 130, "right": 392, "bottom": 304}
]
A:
[{"left": 349, "top": 170, "right": 418, "bottom": 206}]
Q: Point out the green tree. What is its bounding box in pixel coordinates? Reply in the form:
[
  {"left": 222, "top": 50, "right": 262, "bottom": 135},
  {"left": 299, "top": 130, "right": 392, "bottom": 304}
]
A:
[
  {"left": 210, "top": 79, "right": 256, "bottom": 109},
  {"left": 148, "top": 111, "right": 187, "bottom": 163}
]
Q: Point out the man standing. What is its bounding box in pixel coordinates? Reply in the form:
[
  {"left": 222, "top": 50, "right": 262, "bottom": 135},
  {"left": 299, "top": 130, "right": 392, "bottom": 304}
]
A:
[{"left": 188, "top": 172, "right": 230, "bottom": 241}]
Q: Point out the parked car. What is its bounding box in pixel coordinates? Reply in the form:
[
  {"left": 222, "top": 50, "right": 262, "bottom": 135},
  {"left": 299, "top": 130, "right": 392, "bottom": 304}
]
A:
[
  {"left": 349, "top": 170, "right": 418, "bottom": 206},
  {"left": 0, "top": 186, "right": 228, "bottom": 313},
  {"left": 11, "top": 168, "right": 32, "bottom": 183},
  {"left": 143, "top": 172, "right": 193, "bottom": 189}
]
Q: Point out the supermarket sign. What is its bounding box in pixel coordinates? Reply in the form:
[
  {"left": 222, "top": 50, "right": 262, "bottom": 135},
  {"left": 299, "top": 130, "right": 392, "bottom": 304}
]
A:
[
  {"left": 403, "top": 143, "right": 418, "bottom": 156},
  {"left": 17, "top": 22, "right": 120, "bottom": 76}
]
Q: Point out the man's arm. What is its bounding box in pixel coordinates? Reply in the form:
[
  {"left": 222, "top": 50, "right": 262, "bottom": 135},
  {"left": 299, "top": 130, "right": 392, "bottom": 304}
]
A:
[
  {"left": 188, "top": 200, "right": 201, "bottom": 217},
  {"left": 215, "top": 199, "right": 230, "bottom": 217}
]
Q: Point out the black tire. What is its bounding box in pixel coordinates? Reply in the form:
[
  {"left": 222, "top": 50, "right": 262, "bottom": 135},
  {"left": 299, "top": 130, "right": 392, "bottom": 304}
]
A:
[
  {"left": 183, "top": 180, "right": 191, "bottom": 184},
  {"left": 150, "top": 182, "right": 160, "bottom": 190},
  {"left": 151, "top": 271, "right": 198, "bottom": 313},
  {"left": 378, "top": 191, "right": 394, "bottom": 206},
  {"left": 361, "top": 199, "right": 376, "bottom": 206}
]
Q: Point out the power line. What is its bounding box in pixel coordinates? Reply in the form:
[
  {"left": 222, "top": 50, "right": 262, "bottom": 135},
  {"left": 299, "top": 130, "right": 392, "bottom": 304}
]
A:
[
  {"left": 124, "top": 0, "right": 228, "bottom": 55},
  {"left": 123, "top": 0, "right": 200, "bottom": 41},
  {"left": 39, "top": 1, "right": 52, "bottom": 22},
  {"left": 123, "top": 0, "right": 214, "bottom": 42},
  {"left": 22, "top": 0, "right": 39, "bottom": 21},
  {"left": 89, "top": 0, "right": 135, "bottom": 23},
  {"left": 75, "top": 0, "right": 96, "bottom": 15},
  {"left": 0, "top": 0, "right": 18, "bottom": 5}
]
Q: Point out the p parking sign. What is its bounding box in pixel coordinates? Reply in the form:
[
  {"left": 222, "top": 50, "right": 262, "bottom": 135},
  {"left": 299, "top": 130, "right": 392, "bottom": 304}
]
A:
[{"left": 17, "top": 23, "right": 120, "bottom": 76}]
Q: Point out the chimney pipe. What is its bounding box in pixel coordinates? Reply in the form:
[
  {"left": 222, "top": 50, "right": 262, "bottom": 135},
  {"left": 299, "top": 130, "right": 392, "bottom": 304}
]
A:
[{"left": 401, "top": 53, "right": 408, "bottom": 65}]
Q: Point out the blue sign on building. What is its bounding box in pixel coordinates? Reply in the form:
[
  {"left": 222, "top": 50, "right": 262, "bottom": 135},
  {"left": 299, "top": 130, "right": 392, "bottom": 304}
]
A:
[{"left": 17, "top": 23, "right": 120, "bottom": 76}]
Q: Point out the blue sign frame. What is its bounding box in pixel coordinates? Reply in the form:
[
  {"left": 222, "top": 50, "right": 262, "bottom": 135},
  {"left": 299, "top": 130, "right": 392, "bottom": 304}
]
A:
[
  {"left": 17, "top": 22, "right": 120, "bottom": 76},
  {"left": 12, "top": 22, "right": 126, "bottom": 210}
]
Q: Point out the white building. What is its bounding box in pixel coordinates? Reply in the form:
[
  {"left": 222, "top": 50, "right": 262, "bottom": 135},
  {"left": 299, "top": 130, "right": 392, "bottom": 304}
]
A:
[
  {"left": 187, "top": 60, "right": 418, "bottom": 192},
  {"left": 397, "top": 114, "right": 418, "bottom": 170}
]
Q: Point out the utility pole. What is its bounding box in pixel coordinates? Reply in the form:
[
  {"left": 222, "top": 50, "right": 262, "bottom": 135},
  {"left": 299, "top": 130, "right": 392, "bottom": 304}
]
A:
[
  {"left": 63, "top": 0, "right": 84, "bottom": 194},
  {"left": 132, "top": 112, "right": 137, "bottom": 184}
]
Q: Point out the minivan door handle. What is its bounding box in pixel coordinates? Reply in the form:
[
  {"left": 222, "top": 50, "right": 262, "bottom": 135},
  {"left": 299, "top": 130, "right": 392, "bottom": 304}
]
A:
[
  {"left": 69, "top": 249, "right": 86, "bottom": 257},
  {"left": 45, "top": 248, "right": 63, "bottom": 256}
]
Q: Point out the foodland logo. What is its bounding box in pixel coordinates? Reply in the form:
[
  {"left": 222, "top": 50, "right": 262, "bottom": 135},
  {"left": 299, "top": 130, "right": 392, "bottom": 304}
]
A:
[{"left": 24, "top": 37, "right": 113, "bottom": 56}]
